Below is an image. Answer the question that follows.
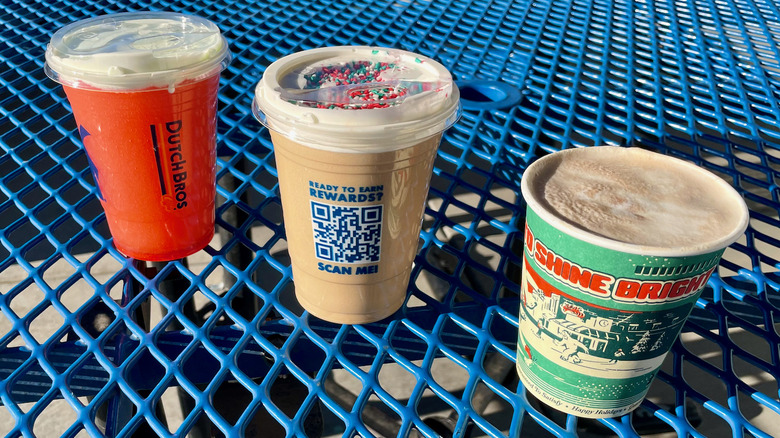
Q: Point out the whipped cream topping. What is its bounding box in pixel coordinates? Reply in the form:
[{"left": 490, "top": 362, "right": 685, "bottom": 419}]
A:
[
  {"left": 45, "top": 12, "right": 229, "bottom": 89},
  {"left": 253, "top": 46, "right": 461, "bottom": 152}
]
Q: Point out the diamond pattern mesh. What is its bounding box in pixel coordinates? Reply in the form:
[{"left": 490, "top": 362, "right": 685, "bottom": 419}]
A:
[{"left": 2, "top": 0, "right": 779, "bottom": 436}]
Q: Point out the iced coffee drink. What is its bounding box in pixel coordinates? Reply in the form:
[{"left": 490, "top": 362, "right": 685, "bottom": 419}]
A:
[{"left": 253, "top": 46, "right": 460, "bottom": 324}]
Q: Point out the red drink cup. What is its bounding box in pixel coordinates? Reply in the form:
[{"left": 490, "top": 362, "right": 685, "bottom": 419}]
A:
[{"left": 44, "top": 12, "right": 230, "bottom": 261}]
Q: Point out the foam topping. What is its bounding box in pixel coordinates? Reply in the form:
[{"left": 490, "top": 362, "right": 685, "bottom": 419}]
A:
[
  {"left": 282, "top": 53, "right": 443, "bottom": 110},
  {"left": 253, "top": 46, "right": 461, "bottom": 151},
  {"left": 45, "top": 12, "right": 230, "bottom": 89},
  {"left": 522, "top": 147, "right": 749, "bottom": 254},
  {"left": 295, "top": 59, "right": 410, "bottom": 109}
]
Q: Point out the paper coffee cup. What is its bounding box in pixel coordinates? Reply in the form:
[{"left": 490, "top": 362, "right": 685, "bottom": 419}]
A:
[
  {"left": 253, "top": 46, "right": 460, "bottom": 324},
  {"left": 44, "top": 12, "right": 230, "bottom": 261},
  {"left": 517, "top": 146, "right": 749, "bottom": 418}
]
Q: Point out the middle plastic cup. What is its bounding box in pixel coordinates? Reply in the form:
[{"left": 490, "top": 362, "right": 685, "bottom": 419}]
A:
[{"left": 253, "top": 46, "right": 461, "bottom": 324}]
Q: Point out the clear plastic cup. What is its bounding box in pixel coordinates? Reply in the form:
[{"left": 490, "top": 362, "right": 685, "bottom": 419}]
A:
[
  {"left": 45, "top": 12, "right": 230, "bottom": 261},
  {"left": 253, "top": 46, "right": 461, "bottom": 323}
]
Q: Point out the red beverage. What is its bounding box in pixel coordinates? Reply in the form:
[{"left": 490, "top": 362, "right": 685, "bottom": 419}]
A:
[
  {"left": 45, "top": 12, "right": 230, "bottom": 260},
  {"left": 63, "top": 77, "right": 219, "bottom": 260}
]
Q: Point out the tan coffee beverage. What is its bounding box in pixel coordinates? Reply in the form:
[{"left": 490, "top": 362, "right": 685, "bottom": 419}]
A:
[
  {"left": 271, "top": 134, "right": 439, "bottom": 323},
  {"left": 253, "top": 46, "right": 460, "bottom": 323}
]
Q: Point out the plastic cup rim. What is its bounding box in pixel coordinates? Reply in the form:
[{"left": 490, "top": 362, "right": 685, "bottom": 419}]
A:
[
  {"left": 251, "top": 45, "right": 461, "bottom": 152},
  {"left": 44, "top": 11, "right": 231, "bottom": 90}
]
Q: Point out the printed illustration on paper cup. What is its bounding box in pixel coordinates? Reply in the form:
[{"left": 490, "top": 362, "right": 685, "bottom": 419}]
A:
[{"left": 519, "top": 263, "right": 691, "bottom": 367}]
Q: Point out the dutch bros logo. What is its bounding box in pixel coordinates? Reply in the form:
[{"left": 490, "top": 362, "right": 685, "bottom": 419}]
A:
[{"left": 78, "top": 125, "right": 105, "bottom": 201}]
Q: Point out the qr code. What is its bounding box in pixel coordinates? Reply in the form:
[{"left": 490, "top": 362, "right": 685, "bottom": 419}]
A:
[{"left": 311, "top": 201, "right": 382, "bottom": 264}]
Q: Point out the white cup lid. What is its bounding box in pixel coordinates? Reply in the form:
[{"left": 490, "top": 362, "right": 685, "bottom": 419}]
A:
[
  {"left": 45, "top": 11, "right": 230, "bottom": 89},
  {"left": 253, "top": 46, "right": 461, "bottom": 152}
]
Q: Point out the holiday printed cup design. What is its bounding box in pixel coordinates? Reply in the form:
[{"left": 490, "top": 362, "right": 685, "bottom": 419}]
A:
[{"left": 517, "top": 207, "right": 724, "bottom": 418}]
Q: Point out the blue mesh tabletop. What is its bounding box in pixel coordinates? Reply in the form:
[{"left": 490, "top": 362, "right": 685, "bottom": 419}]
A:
[{"left": 2, "top": 0, "right": 780, "bottom": 437}]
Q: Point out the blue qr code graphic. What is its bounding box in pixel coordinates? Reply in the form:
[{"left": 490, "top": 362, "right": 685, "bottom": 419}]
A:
[{"left": 311, "top": 201, "right": 382, "bottom": 264}]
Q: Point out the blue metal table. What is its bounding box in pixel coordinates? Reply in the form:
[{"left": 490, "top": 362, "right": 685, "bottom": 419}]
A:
[{"left": 2, "top": 0, "right": 780, "bottom": 437}]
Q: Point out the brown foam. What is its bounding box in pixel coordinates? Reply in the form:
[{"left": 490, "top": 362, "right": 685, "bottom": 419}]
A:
[{"left": 531, "top": 148, "right": 744, "bottom": 247}]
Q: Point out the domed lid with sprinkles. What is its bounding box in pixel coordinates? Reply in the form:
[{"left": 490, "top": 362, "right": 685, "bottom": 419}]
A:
[{"left": 253, "top": 46, "right": 461, "bottom": 152}]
